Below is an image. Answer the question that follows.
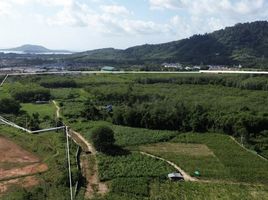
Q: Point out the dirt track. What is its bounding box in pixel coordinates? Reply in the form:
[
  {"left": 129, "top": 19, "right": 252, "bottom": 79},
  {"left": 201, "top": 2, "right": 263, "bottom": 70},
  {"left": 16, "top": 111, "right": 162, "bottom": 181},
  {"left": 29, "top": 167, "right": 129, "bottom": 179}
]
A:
[
  {"left": 140, "top": 151, "right": 198, "bottom": 182},
  {"left": 53, "top": 100, "right": 108, "bottom": 199},
  {"left": 70, "top": 130, "right": 108, "bottom": 198}
]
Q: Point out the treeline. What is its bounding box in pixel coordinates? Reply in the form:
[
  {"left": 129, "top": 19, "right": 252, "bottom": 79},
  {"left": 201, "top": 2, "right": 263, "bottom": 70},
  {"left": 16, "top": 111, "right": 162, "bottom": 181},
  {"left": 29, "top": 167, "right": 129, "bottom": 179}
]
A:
[
  {"left": 136, "top": 75, "right": 268, "bottom": 91},
  {"left": 82, "top": 100, "right": 268, "bottom": 137},
  {"left": 40, "top": 80, "right": 77, "bottom": 88},
  {"left": 86, "top": 87, "right": 163, "bottom": 105},
  {"left": 113, "top": 102, "right": 268, "bottom": 134},
  {"left": 81, "top": 99, "right": 268, "bottom": 153},
  {"left": 10, "top": 85, "right": 51, "bottom": 103}
]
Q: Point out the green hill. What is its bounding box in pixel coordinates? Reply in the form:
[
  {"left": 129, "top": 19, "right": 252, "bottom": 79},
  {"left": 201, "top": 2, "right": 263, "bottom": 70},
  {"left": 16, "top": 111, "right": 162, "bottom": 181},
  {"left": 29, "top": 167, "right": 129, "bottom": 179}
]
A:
[{"left": 70, "top": 21, "right": 268, "bottom": 68}]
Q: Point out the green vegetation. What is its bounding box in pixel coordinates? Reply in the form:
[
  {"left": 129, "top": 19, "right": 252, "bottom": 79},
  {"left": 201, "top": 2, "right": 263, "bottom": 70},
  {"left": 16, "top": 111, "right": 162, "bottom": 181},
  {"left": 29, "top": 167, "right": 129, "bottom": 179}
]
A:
[
  {"left": 69, "top": 21, "right": 268, "bottom": 68},
  {"left": 110, "top": 178, "right": 149, "bottom": 197},
  {"left": 91, "top": 125, "right": 115, "bottom": 152},
  {"left": 8, "top": 83, "right": 51, "bottom": 103},
  {"left": 68, "top": 121, "right": 177, "bottom": 147},
  {"left": 169, "top": 133, "right": 268, "bottom": 183},
  {"left": 1, "top": 73, "right": 268, "bottom": 200},
  {"left": 21, "top": 103, "right": 56, "bottom": 119},
  {"left": 150, "top": 181, "right": 268, "bottom": 200},
  {"left": 97, "top": 152, "right": 173, "bottom": 181},
  {"left": 0, "top": 126, "right": 80, "bottom": 200},
  {"left": 137, "top": 134, "right": 268, "bottom": 183},
  {"left": 0, "top": 98, "right": 21, "bottom": 114}
]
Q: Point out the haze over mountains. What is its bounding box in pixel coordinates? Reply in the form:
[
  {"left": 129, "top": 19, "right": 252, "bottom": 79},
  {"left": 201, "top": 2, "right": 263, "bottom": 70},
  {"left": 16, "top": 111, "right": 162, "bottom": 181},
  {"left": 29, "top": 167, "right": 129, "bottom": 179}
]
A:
[
  {"left": 70, "top": 21, "right": 268, "bottom": 68},
  {"left": 0, "top": 44, "right": 72, "bottom": 55},
  {"left": 1, "top": 21, "right": 268, "bottom": 68}
]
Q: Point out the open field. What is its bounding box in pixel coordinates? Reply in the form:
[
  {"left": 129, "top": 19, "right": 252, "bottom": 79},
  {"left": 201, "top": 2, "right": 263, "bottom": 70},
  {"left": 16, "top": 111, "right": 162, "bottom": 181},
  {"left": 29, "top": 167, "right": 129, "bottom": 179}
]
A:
[
  {"left": 0, "top": 126, "right": 79, "bottom": 199},
  {"left": 0, "top": 136, "right": 48, "bottom": 193},
  {"left": 69, "top": 120, "right": 178, "bottom": 147},
  {"left": 137, "top": 133, "right": 268, "bottom": 184},
  {"left": 150, "top": 181, "right": 268, "bottom": 200},
  {"left": 1, "top": 73, "right": 268, "bottom": 199},
  {"left": 21, "top": 103, "right": 56, "bottom": 119}
]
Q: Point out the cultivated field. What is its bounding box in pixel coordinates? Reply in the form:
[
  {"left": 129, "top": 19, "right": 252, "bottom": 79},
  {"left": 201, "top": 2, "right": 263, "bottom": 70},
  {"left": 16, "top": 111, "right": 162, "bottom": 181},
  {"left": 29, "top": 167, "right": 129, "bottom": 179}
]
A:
[{"left": 1, "top": 73, "right": 268, "bottom": 199}]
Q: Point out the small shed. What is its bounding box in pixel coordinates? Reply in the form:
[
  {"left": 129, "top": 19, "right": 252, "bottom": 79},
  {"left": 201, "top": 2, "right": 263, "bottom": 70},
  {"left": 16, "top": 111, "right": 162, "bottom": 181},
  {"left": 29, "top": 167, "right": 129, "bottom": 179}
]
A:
[
  {"left": 168, "top": 172, "right": 184, "bottom": 181},
  {"left": 101, "top": 66, "right": 116, "bottom": 72}
]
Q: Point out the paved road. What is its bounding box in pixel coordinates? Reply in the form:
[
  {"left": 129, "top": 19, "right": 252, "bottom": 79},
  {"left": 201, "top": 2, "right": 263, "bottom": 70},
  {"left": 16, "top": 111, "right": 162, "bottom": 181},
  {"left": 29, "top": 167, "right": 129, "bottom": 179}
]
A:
[{"left": 3, "top": 70, "right": 268, "bottom": 76}]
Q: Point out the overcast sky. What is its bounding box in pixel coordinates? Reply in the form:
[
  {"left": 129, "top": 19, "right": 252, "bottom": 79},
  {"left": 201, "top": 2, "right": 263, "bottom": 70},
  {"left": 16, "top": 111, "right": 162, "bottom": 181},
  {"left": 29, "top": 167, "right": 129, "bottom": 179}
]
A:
[{"left": 0, "top": 0, "right": 267, "bottom": 51}]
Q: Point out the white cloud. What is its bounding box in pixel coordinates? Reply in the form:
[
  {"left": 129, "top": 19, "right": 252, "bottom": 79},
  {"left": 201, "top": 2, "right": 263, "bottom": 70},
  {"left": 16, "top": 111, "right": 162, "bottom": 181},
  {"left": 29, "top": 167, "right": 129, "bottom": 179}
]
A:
[
  {"left": 149, "top": 0, "right": 183, "bottom": 10},
  {"left": 100, "top": 5, "right": 131, "bottom": 16},
  {"left": 149, "top": 0, "right": 267, "bottom": 16},
  {"left": 44, "top": 1, "right": 170, "bottom": 36},
  {"left": 0, "top": 1, "right": 12, "bottom": 16},
  {"left": 46, "top": 2, "right": 89, "bottom": 26}
]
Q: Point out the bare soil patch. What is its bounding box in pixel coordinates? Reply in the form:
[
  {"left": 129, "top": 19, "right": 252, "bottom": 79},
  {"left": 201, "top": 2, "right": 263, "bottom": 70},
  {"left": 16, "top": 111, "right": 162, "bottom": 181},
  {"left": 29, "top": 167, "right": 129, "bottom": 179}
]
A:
[
  {"left": 81, "top": 152, "right": 108, "bottom": 199},
  {"left": 0, "top": 176, "right": 39, "bottom": 194},
  {"left": 0, "top": 163, "right": 48, "bottom": 180},
  {"left": 0, "top": 136, "right": 40, "bottom": 163},
  {"left": 0, "top": 136, "right": 48, "bottom": 194},
  {"left": 140, "top": 143, "right": 214, "bottom": 157}
]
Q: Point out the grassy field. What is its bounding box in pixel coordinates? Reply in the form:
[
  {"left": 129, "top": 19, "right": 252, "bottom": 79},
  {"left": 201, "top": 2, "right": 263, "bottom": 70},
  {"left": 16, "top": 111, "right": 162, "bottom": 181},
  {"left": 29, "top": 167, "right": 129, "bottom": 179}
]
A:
[
  {"left": 150, "top": 181, "right": 268, "bottom": 200},
  {"left": 137, "top": 133, "right": 268, "bottom": 184},
  {"left": 97, "top": 152, "right": 174, "bottom": 181},
  {"left": 2, "top": 74, "right": 268, "bottom": 200},
  {"left": 21, "top": 102, "right": 56, "bottom": 119},
  {"left": 68, "top": 120, "right": 178, "bottom": 147}
]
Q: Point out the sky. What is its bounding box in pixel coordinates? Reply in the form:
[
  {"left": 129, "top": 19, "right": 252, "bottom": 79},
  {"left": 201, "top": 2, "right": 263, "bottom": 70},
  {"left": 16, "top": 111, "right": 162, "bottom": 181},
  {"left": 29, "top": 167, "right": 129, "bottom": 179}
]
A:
[{"left": 0, "top": 0, "right": 267, "bottom": 51}]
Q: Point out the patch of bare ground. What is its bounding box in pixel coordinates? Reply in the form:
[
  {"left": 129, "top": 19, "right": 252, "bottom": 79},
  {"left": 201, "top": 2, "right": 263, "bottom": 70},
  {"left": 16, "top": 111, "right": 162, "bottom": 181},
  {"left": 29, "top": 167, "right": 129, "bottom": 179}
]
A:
[
  {"left": 0, "top": 176, "right": 39, "bottom": 194},
  {"left": 0, "top": 163, "right": 48, "bottom": 180},
  {"left": 0, "top": 136, "right": 48, "bottom": 194},
  {"left": 0, "top": 136, "right": 40, "bottom": 163},
  {"left": 68, "top": 129, "right": 108, "bottom": 199},
  {"left": 80, "top": 148, "right": 108, "bottom": 199},
  {"left": 53, "top": 101, "right": 108, "bottom": 198}
]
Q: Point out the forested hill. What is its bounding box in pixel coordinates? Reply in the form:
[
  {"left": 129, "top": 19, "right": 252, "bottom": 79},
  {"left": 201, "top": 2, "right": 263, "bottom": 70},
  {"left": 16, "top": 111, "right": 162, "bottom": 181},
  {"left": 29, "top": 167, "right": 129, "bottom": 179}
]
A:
[{"left": 70, "top": 21, "right": 268, "bottom": 68}]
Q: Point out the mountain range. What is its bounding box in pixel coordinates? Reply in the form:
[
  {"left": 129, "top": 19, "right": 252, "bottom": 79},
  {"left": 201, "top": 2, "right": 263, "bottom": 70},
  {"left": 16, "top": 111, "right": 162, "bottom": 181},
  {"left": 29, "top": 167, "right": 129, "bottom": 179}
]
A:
[
  {"left": 1, "top": 21, "right": 268, "bottom": 68},
  {"left": 0, "top": 44, "right": 72, "bottom": 54},
  {"left": 70, "top": 21, "right": 268, "bottom": 68}
]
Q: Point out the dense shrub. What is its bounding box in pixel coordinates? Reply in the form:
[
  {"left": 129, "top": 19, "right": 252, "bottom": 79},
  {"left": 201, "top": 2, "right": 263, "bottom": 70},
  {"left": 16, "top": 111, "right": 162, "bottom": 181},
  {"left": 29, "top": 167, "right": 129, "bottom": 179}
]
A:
[
  {"left": 0, "top": 98, "right": 21, "bottom": 114},
  {"left": 40, "top": 80, "right": 77, "bottom": 88},
  {"left": 91, "top": 125, "right": 115, "bottom": 152},
  {"left": 11, "top": 85, "right": 51, "bottom": 103},
  {"left": 135, "top": 75, "right": 268, "bottom": 91}
]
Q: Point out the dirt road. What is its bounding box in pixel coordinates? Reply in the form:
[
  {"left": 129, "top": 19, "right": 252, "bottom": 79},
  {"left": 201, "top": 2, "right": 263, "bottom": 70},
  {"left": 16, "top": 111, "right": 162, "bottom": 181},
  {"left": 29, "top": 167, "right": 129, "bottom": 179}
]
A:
[
  {"left": 52, "top": 100, "right": 61, "bottom": 118},
  {"left": 53, "top": 100, "right": 108, "bottom": 198},
  {"left": 140, "top": 151, "right": 198, "bottom": 182}
]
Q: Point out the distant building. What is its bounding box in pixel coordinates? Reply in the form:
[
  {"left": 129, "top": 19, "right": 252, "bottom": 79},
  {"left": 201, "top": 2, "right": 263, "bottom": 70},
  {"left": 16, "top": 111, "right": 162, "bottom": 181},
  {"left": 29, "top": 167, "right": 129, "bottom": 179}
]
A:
[
  {"left": 101, "top": 66, "right": 116, "bottom": 72},
  {"left": 163, "top": 63, "right": 183, "bottom": 69}
]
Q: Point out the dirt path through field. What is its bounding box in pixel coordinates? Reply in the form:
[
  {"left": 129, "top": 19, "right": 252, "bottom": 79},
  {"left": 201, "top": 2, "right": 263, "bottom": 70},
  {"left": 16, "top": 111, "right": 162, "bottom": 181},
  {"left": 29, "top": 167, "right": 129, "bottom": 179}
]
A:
[
  {"left": 70, "top": 131, "right": 108, "bottom": 198},
  {"left": 140, "top": 151, "right": 198, "bottom": 182},
  {"left": 53, "top": 100, "right": 108, "bottom": 199},
  {"left": 52, "top": 100, "right": 61, "bottom": 118},
  {"left": 140, "top": 151, "right": 266, "bottom": 186},
  {"left": 230, "top": 136, "right": 268, "bottom": 161}
]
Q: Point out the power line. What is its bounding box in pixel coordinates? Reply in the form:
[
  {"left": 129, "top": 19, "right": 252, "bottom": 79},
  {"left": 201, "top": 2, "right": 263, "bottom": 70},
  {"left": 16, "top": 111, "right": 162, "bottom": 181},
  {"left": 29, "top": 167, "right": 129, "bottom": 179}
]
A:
[{"left": 65, "top": 126, "right": 73, "bottom": 200}]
